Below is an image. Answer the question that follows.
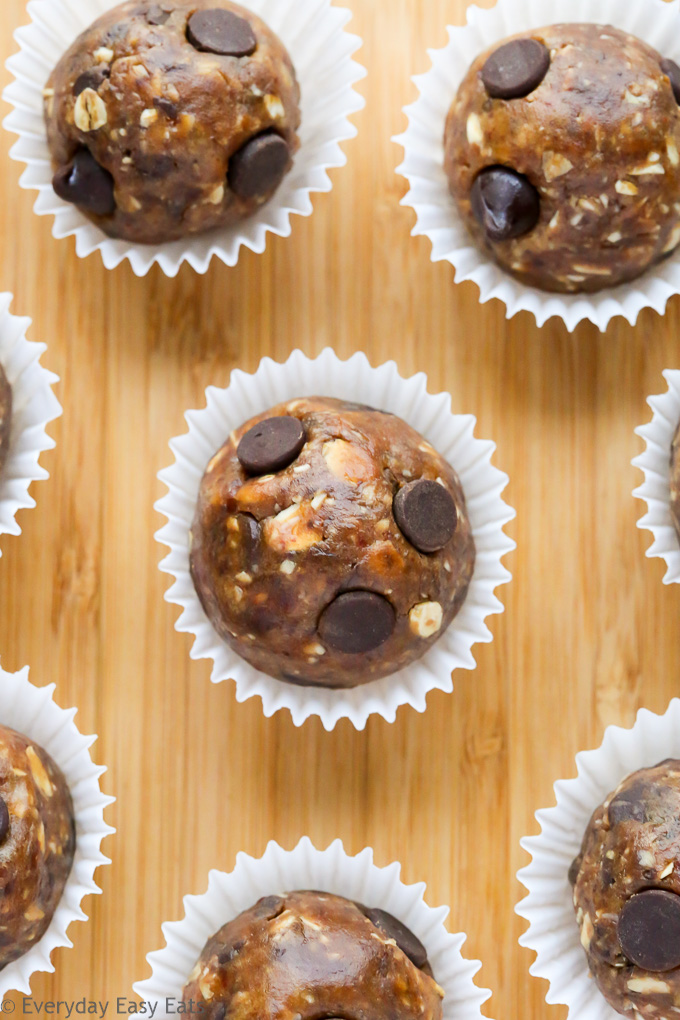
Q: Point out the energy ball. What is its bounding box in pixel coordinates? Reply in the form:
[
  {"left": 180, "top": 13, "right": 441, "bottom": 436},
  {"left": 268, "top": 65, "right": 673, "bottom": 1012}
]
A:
[
  {"left": 44, "top": 0, "right": 301, "bottom": 244},
  {"left": 0, "top": 365, "right": 11, "bottom": 476},
  {"left": 0, "top": 724, "right": 75, "bottom": 969},
  {"left": 570, "top": 760, "right": 680, "bottom": 1017},
  {"left": 182, "top": 891, "right": 444, "bottom": 1020},
  {"left": 445, "top": 24, "right": 680, "bottom": 293},
  {"left": 190, "top": 397, "right": 475, "bottom": 689}
]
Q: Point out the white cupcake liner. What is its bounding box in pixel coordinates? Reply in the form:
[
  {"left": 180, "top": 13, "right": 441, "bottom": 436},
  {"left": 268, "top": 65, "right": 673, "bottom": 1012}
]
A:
[
  {"left": 134, "top": 836, "right": 492, "bottom": 1020},
  {"left": 0, "top": 292, "right": 61, "bottom": 556},
  {"left": 632, "top": 370, "right": 680, "bottom": 584},
  {"left": 3, "top": 0, "right": 365, "bottom": 277},
  {"left": 516, "top": 699, "right": 680, "bottom": 1020},
  {"left": 0, "top": 663, "right": 114, "bottom": 999},
  {"left": 394, "top": 0, "right": 680, "bottom": 332},
  {"left": 154, "top": 347, "right": 515, "bottom": 731}
]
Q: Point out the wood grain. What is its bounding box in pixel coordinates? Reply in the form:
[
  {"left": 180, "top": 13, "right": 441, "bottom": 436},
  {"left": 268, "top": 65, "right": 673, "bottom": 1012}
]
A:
[{"left": 0, "top": 0, "right": 679, "bottom": 1016}]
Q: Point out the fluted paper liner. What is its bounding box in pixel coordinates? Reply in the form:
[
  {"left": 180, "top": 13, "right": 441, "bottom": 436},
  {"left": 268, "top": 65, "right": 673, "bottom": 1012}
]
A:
[
  {"left": 0, "top": 293, "right": 61, "bottom": 556},
  {"left": 394, "top": 0, "right": 680, "bottom": 331},
  {"left": 516, "top": 699, "right": 680, "bottom": 1020},
  {"left": 134, "top": 837, "right": 492, "bottom": 1020},
  {"left": 4, "top": 0, "right": 365, "bottom": 277},
  {"left": 633, "top": 370, "right": 680, "bottom": 583},
  {"left": 0, "top": 664, "right": 114, "bottom": 999},
  {"left": 154, "top": 348, "right": 515, "bottom": 731}
]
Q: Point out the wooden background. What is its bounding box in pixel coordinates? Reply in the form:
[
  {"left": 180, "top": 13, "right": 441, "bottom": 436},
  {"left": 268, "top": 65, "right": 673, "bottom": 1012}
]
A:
[{"left": 0, "top": 0, "right": 679, "bottom": 1016}]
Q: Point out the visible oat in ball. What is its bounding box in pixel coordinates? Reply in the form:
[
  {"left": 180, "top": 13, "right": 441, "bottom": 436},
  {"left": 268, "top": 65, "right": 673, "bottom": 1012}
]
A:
[
  {"left": 445, "top": 24, "right": 680, "bottom": 293},
  {"left": 182, "top": 891, "right": 444, "bottom": 1020},
  {"left": 189, "top": 397, "right": 475, "bottom": 689},
  {"left": 44, "top": 0, "right": 301, "bottom": 244},
  {"left": 570, "top": 760, "right": 680, "bottom": 1017},
  {"left": 0, "top": 724, "right": 75, "bottom": 969}
]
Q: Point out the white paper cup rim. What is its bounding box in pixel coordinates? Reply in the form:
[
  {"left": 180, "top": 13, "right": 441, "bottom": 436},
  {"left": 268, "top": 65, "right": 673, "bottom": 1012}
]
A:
[
  {"left": 0, "top": 663, "right": 115, "bottom": 999},
  {"left": 516, "top": 698, "right": 680, "bottom": 1020},
  {"left": 0, "top": 292, "right": 61, "bottom": 555},
  {"left": 3, "top": 0, "right": 366, "bottom": 277},
  {"left": 394, "top": 0, "right": 680, "bottom": 332},
  {"left": 154, "top": 347, "right": 515, "bottom": 731},
  {"left": 633, "top": 369, "right": 680, "bottom": 584},
  {"left": 133, "top": 836, "right": 492, "bottom": 1020}
]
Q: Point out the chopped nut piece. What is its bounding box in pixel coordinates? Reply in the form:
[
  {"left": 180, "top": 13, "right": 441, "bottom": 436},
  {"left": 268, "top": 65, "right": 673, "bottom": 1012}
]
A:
[
  {"left": 264, "top": 94, "right": 285, "bottom": 120},
  {"left": 543, "top": 151, "right": 574, "bottom": 181},
  {"left": 627, "top": 977, "right": 671, "bottom": 995},
  {"left": 615, "top": 180, "right": 639, "bottom": 196},
  {"left": 409, "top": 601, "right": 443, "bottom": 638},
  {"left": 73, "top": 88, "right": 107, "bottom": 132},
  {"left": 323, "top": 439, "right": 374, "bottom": 485},
  {"left": 139, "top": 108, "right": 158, "bottom": 128},
  {"left": 279, "top": 559, "right": 296, "bottom": 575},
  {"left": 466, "top": 112, "right": 483, "bottom": 146},
  {"left": 26, "top": 746, "right": 53, "bottom": 798},
  {"left": 206, "top": 184, "right": 224, "bottom": 205},
  {"left": 94, "top": 46, "right": 114, "bottom": 63}
]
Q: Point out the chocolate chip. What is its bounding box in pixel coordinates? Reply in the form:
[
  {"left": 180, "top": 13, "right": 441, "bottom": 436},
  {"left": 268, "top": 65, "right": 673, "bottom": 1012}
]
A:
[
  {"left": 237, "top": 416, "right": 306, "bottom": 475},
  {"left": 52, "top": 149, "right": 116, "bottom": 217},
  {"left": 608, "top": 788, "right": 647, "bottom": 826},
  {"left": 146, "top": 4, "right": 170, "bottom": 25},
  {"left": 251, "top": 895, "right": 285, "bottom": 920},
  {"left": 186, "top": 8, "right": 256, "bottom": 56},
  {"left": 393, "top": 479, "right": 457, "bottom": 554},
  {"left": 568, "top": 855, "right": 582, "bottom": 887},
  {"left": 661, "top": 59, "right": 680, "bottom": 104},
  {"left": 362, "top": 907, "right": 428, "bottom": 969},
  {"left": 482, "top": 38, "right": 550, "bottom": 99},
  {"left": 154, "top": 96, "right": 179, "bottom": 120},
  {"left": 228, "top": 132, "right": 290, "bottom": 200},
  {"left": 210, "top": 1006, "right": 226, "bottom": 1020},
  {"left": 618, "top": 890, "right": 680, "bottom": 972},
  {"left": 74, "top": 67, "right": 109, "bottom": 95},
  {"left": 471, "top": 166, "right": 540, "bottom": 242},
  {"left": 0, "top": 799, "right": 9, "bottom": 844},
  {"left": 319, "top": 591, "right": 396, "bottom": 655}
]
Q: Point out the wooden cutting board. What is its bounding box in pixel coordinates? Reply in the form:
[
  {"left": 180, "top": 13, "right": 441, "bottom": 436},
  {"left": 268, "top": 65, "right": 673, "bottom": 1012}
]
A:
[{"left": 0, "top": 0, "right": 679, "bottom": 1016}]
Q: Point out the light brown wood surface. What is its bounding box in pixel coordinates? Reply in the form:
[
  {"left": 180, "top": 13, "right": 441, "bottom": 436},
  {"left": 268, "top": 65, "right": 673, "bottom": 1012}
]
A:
[{"left": 0, "top": 0, "right": 679, "bottom": 1016}]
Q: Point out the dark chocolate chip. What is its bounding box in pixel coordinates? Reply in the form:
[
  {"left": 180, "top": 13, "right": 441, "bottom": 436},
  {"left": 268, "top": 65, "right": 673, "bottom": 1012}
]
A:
[
  {"left": 318, "top": 591, "right": 396, "bottom": 655},
  {"left": 154, "top": 96, "right": 179, "bottom": 120},
  {"left": 52, "top": 149, "right": 116, "bottom": 217},
  {"left": 228, "top": 132, "right": 290, "bottom": 200},
  {"left": 0, "top": 798, "right": 9, "bottom": 845},
  {"left": 217, "top": 938, "right": 245, "bottom": 965},
  {"left": 210, "top": 1006, "right": 226, "bottom": 1020},
  {"left": 74, "top": 67, "right": 109, "bottom": 95},
  {"left": 618, "top": 890, "right": 680, "bottom": 972},
  {"left": 393, "top": 479, "right": 457, "bottom": 554},
  {"left": 661, "top": 58, "right": 680, "bottom": 105},
  {"left": 146, "top": 3, "right": 171, "bottom": 25},
  {"left": 363, "top": 907, "right": 428, "bottom": 969},
  {"left": 568, "top": 856, "right": 581, "bottom": 888},
  {"left": 186, "top": 8, "right": 256, "bottom": 56},
  {"left": 251, "top": 895, "right": 285, "bottom": 920},
  {"left": 608, "top": 789, "right": 647, "bottom": 827},
  {"left": 471, "top": 166, "right": 540, "bottom": 242},
  {"left": 237, "top": 416, "right": 306, "bottom": 475},
  {"left": 482, "top": 38, "right": 551, "bottom": 99}
]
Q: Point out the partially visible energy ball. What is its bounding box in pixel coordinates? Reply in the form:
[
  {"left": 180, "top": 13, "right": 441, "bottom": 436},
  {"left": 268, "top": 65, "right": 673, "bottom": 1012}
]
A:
[
  {"left": 0, "top": 364, "right": 11, "bottom": 477},
  {"left": 445, "top": 24, "right": 680, "bottom": 293},
  {"left": 571, "top": 760, "right": 680, "bottom": 1018},
  {"left": 190, "top": 397, "right": 476, "bottom": 689},
  {"left": 44, "top": 0, "right": 301, "bottom": 244}
]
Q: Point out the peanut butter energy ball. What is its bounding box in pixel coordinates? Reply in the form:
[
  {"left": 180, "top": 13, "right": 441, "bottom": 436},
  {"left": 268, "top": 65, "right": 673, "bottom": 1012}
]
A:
[
  {"left": 44, "top": 0, "right": 301, "bottom": 244},
  {"left": 190, "top": 397, "right": 476, "bottom": 689},
  {"left": 570, "top": 760, "right": 680, "bottom": 1017},
  {"left": 0, "top": 725, "right": 75, "bottom": 968},
  {"left": 0, "top": 365, "right": 11, "bottom": 476},
  {"left": 445, "top": 24, "right": 680, "bottom": 293},
  {"left": 182, "top": 891, "right": 444, "bottom": 1020}
]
